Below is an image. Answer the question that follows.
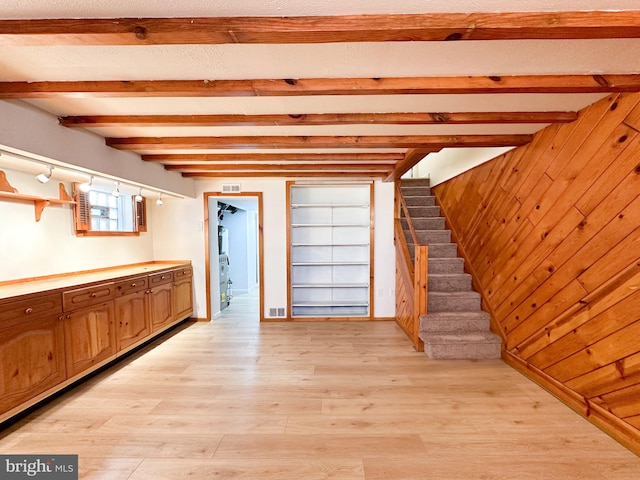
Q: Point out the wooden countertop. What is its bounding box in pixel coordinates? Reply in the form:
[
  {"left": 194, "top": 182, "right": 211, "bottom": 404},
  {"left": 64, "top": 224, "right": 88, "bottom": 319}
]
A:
[{"left": 0, "top": 261, "right": 192, "bottom": 302}]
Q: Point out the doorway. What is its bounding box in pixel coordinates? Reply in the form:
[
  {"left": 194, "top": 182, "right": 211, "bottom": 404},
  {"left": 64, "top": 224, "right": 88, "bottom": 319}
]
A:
[{"left": 204, "top": 192, "right": 264, "bottom": 322}]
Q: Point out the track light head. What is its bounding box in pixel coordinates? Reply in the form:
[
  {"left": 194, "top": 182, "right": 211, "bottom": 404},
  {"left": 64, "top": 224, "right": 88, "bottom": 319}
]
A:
[
  {"left": 36, "top": 165, "right": 53, "bottom": 184},
  {"left": 156, "top": 193, "right": 163, "bottom": 206},
  {"left": 79, "top": 175, "right": 93, "bottom": 193},
  {"left": 111, "top": 181, "right": 120, "bottom": 197}
]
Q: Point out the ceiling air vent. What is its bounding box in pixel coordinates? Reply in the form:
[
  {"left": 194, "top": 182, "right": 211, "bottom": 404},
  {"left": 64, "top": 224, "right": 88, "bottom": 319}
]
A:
[{"left": 222, "top": 183, "right": 241, "bottom": 193}]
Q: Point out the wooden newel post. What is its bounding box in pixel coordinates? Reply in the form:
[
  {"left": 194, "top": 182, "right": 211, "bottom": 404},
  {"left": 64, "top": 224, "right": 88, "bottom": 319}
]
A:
[{"left": 412, "top": 245, "right": 428, "bottom": 351}]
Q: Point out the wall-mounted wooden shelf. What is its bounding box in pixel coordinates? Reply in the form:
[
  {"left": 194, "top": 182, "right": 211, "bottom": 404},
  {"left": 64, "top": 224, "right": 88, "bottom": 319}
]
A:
[{"left": 0, "top": 169, "right": 76, "bottom": 222}]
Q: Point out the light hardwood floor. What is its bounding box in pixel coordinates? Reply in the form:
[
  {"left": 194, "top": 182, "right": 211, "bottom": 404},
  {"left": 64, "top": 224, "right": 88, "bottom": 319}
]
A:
[{"left": 2, "top": 292, "right": 640, "bottom": 479}]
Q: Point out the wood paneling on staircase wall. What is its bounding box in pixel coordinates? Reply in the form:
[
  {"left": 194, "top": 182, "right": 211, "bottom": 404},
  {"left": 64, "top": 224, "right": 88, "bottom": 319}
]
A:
[{"left": 432, "top": 92, "right": 640, "bottom": 454}]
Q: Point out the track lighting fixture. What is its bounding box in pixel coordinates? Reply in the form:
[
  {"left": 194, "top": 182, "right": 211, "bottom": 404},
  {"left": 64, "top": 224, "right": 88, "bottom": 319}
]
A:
[
  {"left": 35, "top": 165, "right": 53, "bottom": 184},
  {"left": 79, "top": 175, "right": 93, "bottom": 193},
  {"left": 1, "top": 147, "right": 182, "bottom": 202}
]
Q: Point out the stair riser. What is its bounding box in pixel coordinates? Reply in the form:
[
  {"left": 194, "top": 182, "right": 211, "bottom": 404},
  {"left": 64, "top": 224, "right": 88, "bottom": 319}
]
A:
[
  {"left": 429, "top": 294, "right": 480, "bottom": 312},
  {"left": 428, "top": 259, "right": 464, "bottom": 274},
  {"left": 428, "top": 275, "right": 472, "bottom": 292},
  {"left": 408, "top": 205, "right": 440, "bottom": 217},
  {"left": 424, "top": 342, "right": 501, "bottom": 360},
  {"left": 416, "top": 230, "right": 451, "bottom": 244},
  {"left": 404, "top": 195, "right": 436, "bottom": 206}
]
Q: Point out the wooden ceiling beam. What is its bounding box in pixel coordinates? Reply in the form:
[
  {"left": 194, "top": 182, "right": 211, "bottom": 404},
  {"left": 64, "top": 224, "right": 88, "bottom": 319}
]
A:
[
  {"left": 141, "top": 153, "right": 405, "bottom": 162},
  {"left": 106, "top": 134, "right": 532, "bottom": 150},
  {"left": 4, "top": 75, "right": 640, "bottom": 99},
  {"left": 164, "top": 163, "right": 395, "bottom": 171},
  {"left": 60, "top": 111, "right": 578, "bottom": 128},
  {"left": 2, "top": 12, "right": 640, "bottom": 46},
  {"left": 386, "top": 149, "right": 438, "bottom": 182}
]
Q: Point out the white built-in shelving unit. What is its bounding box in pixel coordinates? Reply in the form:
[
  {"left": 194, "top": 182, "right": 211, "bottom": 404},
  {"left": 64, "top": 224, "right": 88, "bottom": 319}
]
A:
[{"left": 289, "top": 184, "right": 372, "bottom": 318}]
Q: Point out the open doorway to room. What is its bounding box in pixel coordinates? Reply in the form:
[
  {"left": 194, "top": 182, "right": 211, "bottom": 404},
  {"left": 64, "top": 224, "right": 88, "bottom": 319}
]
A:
[{"left": 204, "top": 192, "right": 264, "bottom": 322}]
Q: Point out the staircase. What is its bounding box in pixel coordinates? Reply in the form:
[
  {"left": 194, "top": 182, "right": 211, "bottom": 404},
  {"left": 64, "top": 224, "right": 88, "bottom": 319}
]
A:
[{"left": 400, "top": 178, "right": 502, "bottom": 360}]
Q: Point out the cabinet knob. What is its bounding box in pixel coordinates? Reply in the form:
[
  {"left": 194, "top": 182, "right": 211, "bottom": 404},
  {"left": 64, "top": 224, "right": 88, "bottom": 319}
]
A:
[
  {"left": 25, "top": 307, "right": 33, "bottom": 314},
  {"left": 90, "top": 293, "right": 97, "bottom": 298},
  {"left": 59, "top": 314, "right": 65, "bottom": 321},
  {"left": 131, "top": 282, "right": 137, "bottom": 287},
  {"left": 161, "top": 275, "right": 165, "bottom": 279}
]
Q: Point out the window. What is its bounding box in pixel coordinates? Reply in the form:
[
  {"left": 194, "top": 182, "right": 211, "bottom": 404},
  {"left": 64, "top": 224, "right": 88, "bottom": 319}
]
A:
[{"left": 73, "top": 183, "right": 147, "bottom": 235}]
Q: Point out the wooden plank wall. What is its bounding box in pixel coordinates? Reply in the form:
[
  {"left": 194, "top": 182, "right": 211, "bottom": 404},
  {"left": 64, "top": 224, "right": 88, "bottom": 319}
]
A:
[
  {"left": 433, "top": 92, "right": 640, "bottom": 454},
  {"left": 394, "top": 234, "right": 415, "bottom": 348}
]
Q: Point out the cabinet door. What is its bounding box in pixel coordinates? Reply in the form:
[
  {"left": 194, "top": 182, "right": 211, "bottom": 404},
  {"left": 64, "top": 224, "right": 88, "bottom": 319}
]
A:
[
  {"left": 63, "top": 301, "right": 116, "bottom": 378},
  {"left": 173, "top": 277, "right": 193, "bottom": 321},
  {"left": 149, "top": 283, "right": 174, "bottom": 332},
  {"left": 0, "top": 315, "right": 66, "bottom": 415},
  {"left": 114, "top": 290, "right": 150, "bottom": 351}
]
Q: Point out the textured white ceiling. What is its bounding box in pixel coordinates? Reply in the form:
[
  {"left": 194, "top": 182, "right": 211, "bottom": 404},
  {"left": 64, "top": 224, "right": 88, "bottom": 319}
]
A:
[
  {"left": 0, "top": 1, "right": 637, "bottom": 181},
  {"left": 2, "top": 39, "right": 640, "bottom": 83}
]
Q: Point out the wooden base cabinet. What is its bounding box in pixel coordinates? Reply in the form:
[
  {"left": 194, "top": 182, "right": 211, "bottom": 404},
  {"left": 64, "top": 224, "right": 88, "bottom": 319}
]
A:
[
  {"left": 0, "top": 314, "right": 66, "bottom": 415},
  {"left": 114, "top": 275, "right": 151, "bottom": 351},
  {"left": 63, "top": 301, "right": 116, "bottom": 378},
  {"left": 174, "top": 266, "right": 193, "bottom": 321},
  {"left": 150, "top": 282, "right": 174, "bottom": 332},
  {"left": 0, "top": 261, "right": 193, "bottom": 423}
]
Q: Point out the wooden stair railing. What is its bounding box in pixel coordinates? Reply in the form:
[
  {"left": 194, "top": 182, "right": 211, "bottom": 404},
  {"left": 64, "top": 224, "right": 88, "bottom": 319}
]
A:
[{"left": 394, "top": 182, "right": 427, "bottom": 351}]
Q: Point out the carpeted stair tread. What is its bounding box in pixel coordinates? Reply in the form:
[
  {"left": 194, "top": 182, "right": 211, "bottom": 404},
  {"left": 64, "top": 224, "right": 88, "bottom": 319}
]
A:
[
  {"left": 428, "top": 291, "right": 481, "bottom": 312},
  {"left": 405, "top": 196, "right": 436, "bottom": 207},
  {"left": 420, "top": 311, "right": 491, "bottom": 333},
  {"left": 401, "top": 217, "right": 445, "bottom": 230},
  {"left": 421, "top": 331, "right": 502, "bottom": 360},
  {"left": 415, "top": 230, "right": 451, "bottom": 244},
  {"left": 401, "top": 178, "right": 431, "bottom": 187},
  {"left": 407, "top": 242, "right": 458, "bottom": 259},
  {"left": 428, "top": 273, "right": 472, "bottom": 292},
  {"left": 428, "top": 258, "right": 465, "bottom": 274}
]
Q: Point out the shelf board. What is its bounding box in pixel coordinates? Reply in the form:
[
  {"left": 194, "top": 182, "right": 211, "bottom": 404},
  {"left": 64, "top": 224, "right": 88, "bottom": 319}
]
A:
[
  {"left": 291, "top": 243, "right": 369, "bottom": 247},
  {"left": 291, "top": 203, "right": 369, "bottom": 208},
  {"left": 0, "top": 172, "right": 76, "bottom": 222},
  {"left": 291, "top": 223, "right": 370, "bottom": 228},
  {"left": 292, "top": 261, "right": 369, "bottom": 266},
  {"left": 292, "top": 301, "right": 369, "bottom": 307}
]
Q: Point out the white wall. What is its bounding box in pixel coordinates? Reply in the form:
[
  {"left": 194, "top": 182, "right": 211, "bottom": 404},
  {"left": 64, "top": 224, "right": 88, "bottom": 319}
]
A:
[
  {"left": 220, "top": 208, "right": 249, "bottom": 294},
  {"left": 151, "top": 178, "right": 396, "bottom": 320},
  {"left": 0, "top": 168, "right": 154, "bottom": 281},
  {"left": 0, "top": 101, "right": 195, "bottom": 198},
  {"left": 410, "top": 147, "right": 515, "bottom": 186},
  {"left": 373, "top": 180, "right": 396, "bottom": 318}
]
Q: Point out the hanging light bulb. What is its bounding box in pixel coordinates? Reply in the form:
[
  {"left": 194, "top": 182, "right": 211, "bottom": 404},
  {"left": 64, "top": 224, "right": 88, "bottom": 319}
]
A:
[
  {"left": 156, "top": 193, "right": 163, "bottom": 206},
  {"left": 111, "top": 181, "right": 120, "bottom": 197},
  {"left": 35, "top": 165, "right": 53, "bottom": 183},
  {"left": 79, "top": 175, "right": 93, "bottom": 193},
  {"left": 135, "top": 187, "right": 143, "bottom": 202}
]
